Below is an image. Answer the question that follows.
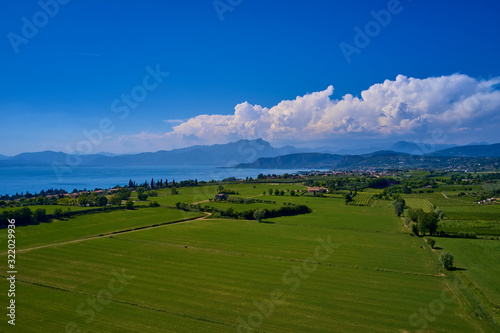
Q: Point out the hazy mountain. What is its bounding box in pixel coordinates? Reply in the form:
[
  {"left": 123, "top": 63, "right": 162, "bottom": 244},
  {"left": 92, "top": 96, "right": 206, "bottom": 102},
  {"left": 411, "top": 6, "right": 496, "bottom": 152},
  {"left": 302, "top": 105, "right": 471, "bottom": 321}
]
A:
[
  {"left": 232, "top": 153, "right": 343, "bottom": 169},
  {"left": 429, "top": 143, "right": 500, "bottom": 157},
  {"left": 234, "top": 150, "right": 500, "bottom": 170},
  {"left": 329, "top": 141, "right": 457, "bottom": 155},
  {"left": 0, "top": 139, "right": 302, "bottom": 167},
  {"left": 2, "top": 140, "right": 499, "bottom": 168}
]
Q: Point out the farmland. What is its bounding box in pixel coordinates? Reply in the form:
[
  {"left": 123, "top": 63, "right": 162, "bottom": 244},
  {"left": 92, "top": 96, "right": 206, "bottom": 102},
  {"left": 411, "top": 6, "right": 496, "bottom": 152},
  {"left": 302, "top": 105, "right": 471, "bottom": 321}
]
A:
[
  {"left": 403, "top": 197, "right": 435, "bottom": 212},
  {"left": 0, "top": 174, "right": 499, "bottom": 332}
]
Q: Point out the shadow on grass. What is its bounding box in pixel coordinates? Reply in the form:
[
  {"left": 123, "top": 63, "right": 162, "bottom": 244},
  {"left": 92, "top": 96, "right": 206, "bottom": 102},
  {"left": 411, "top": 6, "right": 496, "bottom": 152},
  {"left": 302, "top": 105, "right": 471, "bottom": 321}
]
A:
[{"left": 259, "top": 220, "right": 276, "bottom": 224}]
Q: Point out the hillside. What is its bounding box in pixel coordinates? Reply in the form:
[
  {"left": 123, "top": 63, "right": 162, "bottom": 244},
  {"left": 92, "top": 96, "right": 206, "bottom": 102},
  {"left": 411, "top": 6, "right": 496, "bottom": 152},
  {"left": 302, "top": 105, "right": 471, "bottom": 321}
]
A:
[{"left": 429, "top": 143, "right": 500, "bottom": 157}]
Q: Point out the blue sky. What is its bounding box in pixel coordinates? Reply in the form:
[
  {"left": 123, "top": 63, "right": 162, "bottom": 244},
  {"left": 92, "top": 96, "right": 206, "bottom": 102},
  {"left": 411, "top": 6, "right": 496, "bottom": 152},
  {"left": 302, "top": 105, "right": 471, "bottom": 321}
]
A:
[{"left": 1, "top": 0, "right": 500, "bottom": 155}]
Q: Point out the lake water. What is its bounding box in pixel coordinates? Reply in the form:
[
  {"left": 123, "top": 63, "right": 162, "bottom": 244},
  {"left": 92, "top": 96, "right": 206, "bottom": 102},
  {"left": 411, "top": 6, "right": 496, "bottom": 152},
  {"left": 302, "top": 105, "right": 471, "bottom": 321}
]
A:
[{"left": 0, "top": 166, "right": 304, "bottom": 196}]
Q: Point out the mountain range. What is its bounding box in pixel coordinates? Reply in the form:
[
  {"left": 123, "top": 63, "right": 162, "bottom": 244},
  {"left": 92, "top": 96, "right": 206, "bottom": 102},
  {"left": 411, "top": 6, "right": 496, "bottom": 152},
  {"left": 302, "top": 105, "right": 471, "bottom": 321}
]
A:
[
  {"left": 0, "top": 139, "right": 298, "bottom": 167},
  {"left": 0, "top": 140, "right": 499, "bottom": 169}
]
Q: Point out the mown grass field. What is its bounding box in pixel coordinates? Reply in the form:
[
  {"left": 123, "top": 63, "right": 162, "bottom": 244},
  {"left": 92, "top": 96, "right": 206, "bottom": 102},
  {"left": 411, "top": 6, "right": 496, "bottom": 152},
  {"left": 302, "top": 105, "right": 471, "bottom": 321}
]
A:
[
  {"left": 1, "top": 205, "right": 101, "bottom": 214},
  {"left": 0, "top": 208, "right": 202, "bottom": 251},
  {"left": 0, "top": 184, "right": 497, "bottom": 332},
  {"left": 433, "top": 237, "right": 500, "bottom": 324}
]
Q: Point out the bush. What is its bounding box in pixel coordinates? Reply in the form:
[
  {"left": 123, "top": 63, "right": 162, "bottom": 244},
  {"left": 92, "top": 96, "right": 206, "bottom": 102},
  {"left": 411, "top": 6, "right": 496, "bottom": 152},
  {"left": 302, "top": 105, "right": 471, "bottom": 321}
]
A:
[
  {"left": 440, "top": 251, "right": 454, "bottom": 270},
  {"left": 457, "top": 231, "right": 477, "bottom": 239},
  {"left": 253, "top": 209, "right": 266, "bottom": 222},
  {"left": 427, "top": 238, "right": 436, "bottom": 249},
  {"left": 171, "top": 188, "right": 179, "bottom": 195},
  {"left": 33, "top": 208, "right": 48, "bottom": 222},
  {"left": 149, "top": 201, "right": 160, "bottom": 207},
  {"left": 53, "top": 208, "right": 64, "bottom": 219},
  {"left": 125, "top": 200, "right": 134, "bottom": 210},
  {"left": 410, "top": 223, "right": 419, "bottom": 236},
  {"left": 138, "top": 193, "right": 149, "bottom": 201}
]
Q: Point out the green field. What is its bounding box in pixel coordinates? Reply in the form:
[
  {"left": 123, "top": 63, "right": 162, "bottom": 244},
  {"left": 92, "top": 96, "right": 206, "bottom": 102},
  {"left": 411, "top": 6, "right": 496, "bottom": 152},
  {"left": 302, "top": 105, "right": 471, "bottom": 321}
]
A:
[
  {"left": 0, "top": 183, "right": 498, "bottom": 332},
  {"left": 403, "top": 197, "right": 435, "bottom": 212},
  {"left": 348, "top": 192, "right": 373, "bottom": 206},
  {"left": 1, "top": 205, "right": 101, "bottom": 214},
  {"left": 0, "top": 208, "right": 203, "bottom": 251},
  {"left": 433, "top": 237, "right": 500, "bottom": 324}
]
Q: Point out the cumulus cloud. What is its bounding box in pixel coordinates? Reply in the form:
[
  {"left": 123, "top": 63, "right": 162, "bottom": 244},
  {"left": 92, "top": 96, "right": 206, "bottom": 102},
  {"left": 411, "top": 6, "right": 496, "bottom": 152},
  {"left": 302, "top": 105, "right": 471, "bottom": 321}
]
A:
[{"left": 121, "top": 74, "right": 500, "bottom": 150}]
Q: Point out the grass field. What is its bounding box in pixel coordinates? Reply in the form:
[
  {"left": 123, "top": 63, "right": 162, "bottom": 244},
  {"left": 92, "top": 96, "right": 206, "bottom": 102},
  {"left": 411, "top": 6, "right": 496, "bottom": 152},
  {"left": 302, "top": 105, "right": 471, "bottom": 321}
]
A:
[
  {"left": 0, "top": 205, "right": 101, "bottom": 214},
  {"left": 433, "top": 237, "right": 500, "bottom": 324},
  {"left": 0, "top": 208, "right": 202, "bottom": 251},
  {"left": 0, "top": 184, "right": 498, "bottom": 332}
]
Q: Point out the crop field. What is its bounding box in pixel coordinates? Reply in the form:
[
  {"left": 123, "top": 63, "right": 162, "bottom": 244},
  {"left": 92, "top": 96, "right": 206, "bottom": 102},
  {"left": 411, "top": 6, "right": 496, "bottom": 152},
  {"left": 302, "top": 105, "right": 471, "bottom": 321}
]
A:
[
  {"left": 0, "top": 183, "right": 498, "bottom": 332},
  {"left": 404, "top": 191, "right": 500, "bottom": 236},
  {"left": 348, "top": 192, "right": 372, "bottom": 206},
  {"left": 403, "top": 197, "right": 435, "bottom": 212}
]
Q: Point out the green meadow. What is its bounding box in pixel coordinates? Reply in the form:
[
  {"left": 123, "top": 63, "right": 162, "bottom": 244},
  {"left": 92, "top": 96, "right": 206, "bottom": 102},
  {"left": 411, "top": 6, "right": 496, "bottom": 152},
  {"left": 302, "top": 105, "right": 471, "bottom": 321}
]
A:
[{"left": 0, "top": 183, "right": 498, "bottom": 332}]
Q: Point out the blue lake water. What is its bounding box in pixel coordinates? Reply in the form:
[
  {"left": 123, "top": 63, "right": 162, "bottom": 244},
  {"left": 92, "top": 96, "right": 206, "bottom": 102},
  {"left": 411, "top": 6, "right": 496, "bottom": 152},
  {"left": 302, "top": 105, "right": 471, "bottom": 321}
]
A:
[{"left": 0, "top": 166, "right": 305, "bottom": 196}]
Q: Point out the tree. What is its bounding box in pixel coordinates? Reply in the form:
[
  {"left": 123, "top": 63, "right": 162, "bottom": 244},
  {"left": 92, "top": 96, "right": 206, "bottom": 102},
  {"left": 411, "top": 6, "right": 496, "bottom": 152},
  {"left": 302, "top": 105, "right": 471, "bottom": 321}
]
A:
[
  {"left": 440, "top": 251, "right": 454, "bottom": 270},
  {"left": 77, "top": 195, "right": 88, "bottom": 207},
  {"left": 427, "top": 238, "right": 436, "bottom": 249},
  {"left": 96, "top": 196, "right": 108, "bottom": 207},
  {"left": 125, "top": 200, "right": 134, "bottom": 210},
  {"left": 280, "top": 190, "right": 285, "bottom": 196},
  {"left": 344, "top": 193, "right": 352, "bottom": 205},
  {"left": 269, "top": 189, "right": 273, "bottom": 195},
  {"left": 53, "top": 208, "right": 64, "bottom": 219},
  {"left": 33, "top": 208, "right": 48, "bottom": 222},
  {"left": 274, "top": 189, "right": 280, "bottom": 196},
  {"left": 171, "top": 188, "right": 179, "bottom": 195},
  {"left": 418, "top": 212, "right": 439, "bottom": 236},
  {"left": 138, "top": 193, "right": 149, "bottom": 201},
  {"left": 109, "top": 195, "right": 122, "bottom": 207},
  {"left": 410, "top": 223, "right": 419, "bottom": 236},
  {"left": 253, "top": 209, "right": 266, "bottom": 223},
  {"left": 408, "top": 208, "right": 424, "bottom": 223},
  {"left": 393, "top": 201, "right": 405, "bottom": 217},
  {"left": 290, "top": 190, "right": 295, "bottom": 196}
]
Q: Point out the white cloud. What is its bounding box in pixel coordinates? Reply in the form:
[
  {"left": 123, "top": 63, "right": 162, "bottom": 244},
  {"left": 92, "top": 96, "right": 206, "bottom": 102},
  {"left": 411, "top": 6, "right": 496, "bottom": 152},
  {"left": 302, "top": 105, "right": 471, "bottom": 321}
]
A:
[
  {"left": 117, "top": 74, "right": 500, "bottom": 151},
  {"left": 163, "top": 119, "right": 185, "bottom": 124}
]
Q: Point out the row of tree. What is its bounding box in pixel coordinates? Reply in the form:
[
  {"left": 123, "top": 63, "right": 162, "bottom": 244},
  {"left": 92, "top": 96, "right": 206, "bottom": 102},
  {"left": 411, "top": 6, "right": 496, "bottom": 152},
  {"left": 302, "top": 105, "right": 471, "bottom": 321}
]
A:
[{"left": 174, "top": 202, "right": 312, "bottom": 221}]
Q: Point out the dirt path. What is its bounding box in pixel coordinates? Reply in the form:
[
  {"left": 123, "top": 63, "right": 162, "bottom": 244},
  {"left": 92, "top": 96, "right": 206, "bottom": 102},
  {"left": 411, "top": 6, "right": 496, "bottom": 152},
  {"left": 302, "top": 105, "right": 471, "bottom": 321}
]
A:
[
  {"left": 442, "top": 192, "right": 448, "bottom": 199},
  {"left": 192, "top": 199, "right": 209, "bottom": 204},
  {"left": 7, "top": 213, "right": 211, "bottom": 255}
]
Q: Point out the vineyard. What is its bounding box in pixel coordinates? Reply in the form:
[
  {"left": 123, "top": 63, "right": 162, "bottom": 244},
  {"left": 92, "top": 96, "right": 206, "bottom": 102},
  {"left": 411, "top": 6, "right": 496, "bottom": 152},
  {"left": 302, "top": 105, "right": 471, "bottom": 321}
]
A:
[
  {"left": 403, "top": 197, "right": 434, "bottom": 212},
  {"left": 349, "top": 192, "right": 373, "bottom": 206}
]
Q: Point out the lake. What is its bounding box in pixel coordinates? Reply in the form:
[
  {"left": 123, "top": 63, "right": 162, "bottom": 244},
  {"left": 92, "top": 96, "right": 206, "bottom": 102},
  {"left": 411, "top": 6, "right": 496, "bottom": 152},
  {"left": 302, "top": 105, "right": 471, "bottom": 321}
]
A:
[{"left": 0, "top": 166, "right": 305, "bottom": 196}]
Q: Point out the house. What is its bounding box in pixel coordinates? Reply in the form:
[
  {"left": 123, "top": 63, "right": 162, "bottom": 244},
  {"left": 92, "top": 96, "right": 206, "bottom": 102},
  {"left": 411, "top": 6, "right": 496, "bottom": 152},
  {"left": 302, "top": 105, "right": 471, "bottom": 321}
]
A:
[
  {"left": 215, "top": 193, "right": 228, "bottom": 201},
  {"left": 307, "top": 187, "right": 328, "bottom": 194}
]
